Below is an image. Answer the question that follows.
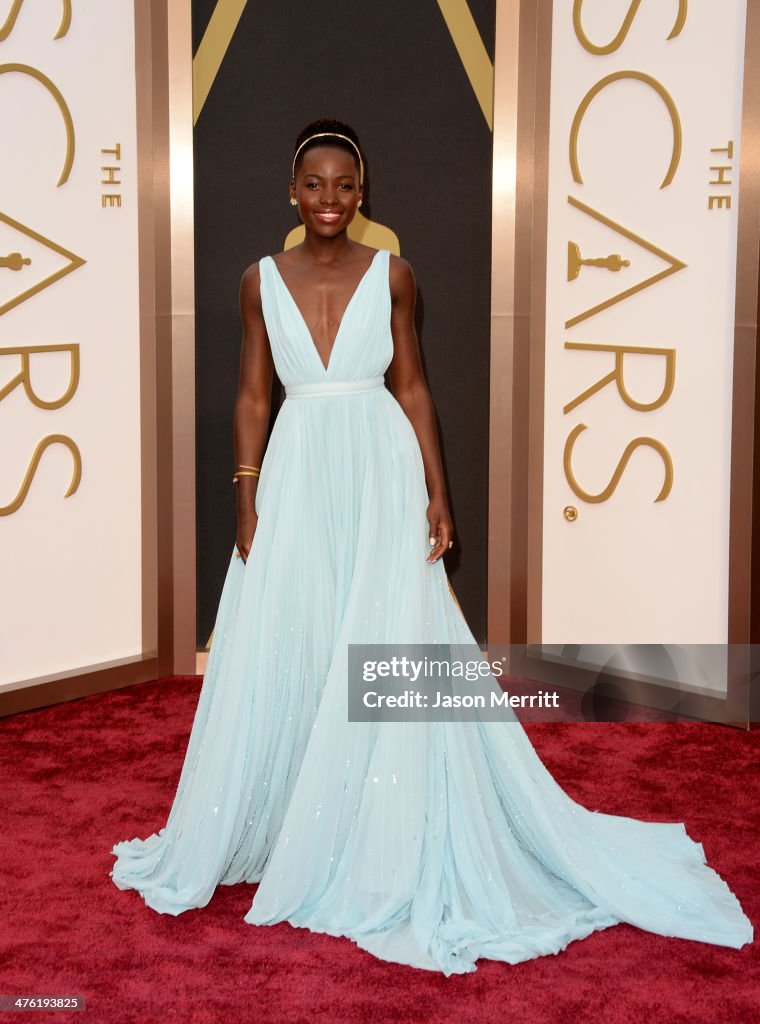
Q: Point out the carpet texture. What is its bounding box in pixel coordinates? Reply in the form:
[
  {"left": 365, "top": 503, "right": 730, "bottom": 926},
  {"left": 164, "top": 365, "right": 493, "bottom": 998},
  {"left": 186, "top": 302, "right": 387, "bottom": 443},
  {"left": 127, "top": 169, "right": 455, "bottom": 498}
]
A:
[{"left": 0, "top": 675, "right": 756, "bottom": 1024}]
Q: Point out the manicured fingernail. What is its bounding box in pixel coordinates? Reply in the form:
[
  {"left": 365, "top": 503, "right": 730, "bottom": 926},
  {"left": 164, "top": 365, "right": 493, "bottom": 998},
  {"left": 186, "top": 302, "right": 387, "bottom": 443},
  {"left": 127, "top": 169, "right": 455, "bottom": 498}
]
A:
[{"left": 429, "top": 537, "right": 435, "bottom": 546}]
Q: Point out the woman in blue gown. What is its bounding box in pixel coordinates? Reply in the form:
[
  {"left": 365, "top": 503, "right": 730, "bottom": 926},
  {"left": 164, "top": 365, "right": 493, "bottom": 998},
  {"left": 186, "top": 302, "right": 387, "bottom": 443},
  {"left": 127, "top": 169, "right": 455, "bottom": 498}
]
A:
[{"left": 110, "top": 118, "right": 753, "bottom": 975}]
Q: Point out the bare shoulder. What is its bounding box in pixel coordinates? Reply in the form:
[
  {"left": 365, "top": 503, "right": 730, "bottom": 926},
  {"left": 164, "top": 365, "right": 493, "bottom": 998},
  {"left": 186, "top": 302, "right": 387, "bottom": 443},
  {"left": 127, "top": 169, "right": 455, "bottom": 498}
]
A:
[
  {"left": 389, "top": 252, "right": 416, "bottom": 282},
  {"left": 239, "top": 259, "right": 265, "bottom": 309},
  {"left": 388, "top": 252, "right": 416, "bottom": 305},
  {"left": 241, "top": 258, "right": 264, "bottom": 284}
]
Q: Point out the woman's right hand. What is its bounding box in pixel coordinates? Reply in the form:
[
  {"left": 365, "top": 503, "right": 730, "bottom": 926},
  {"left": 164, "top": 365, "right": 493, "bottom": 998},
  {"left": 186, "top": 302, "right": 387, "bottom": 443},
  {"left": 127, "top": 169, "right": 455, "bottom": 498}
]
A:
[{"left": 236, "top": 508, "right": 258, "bottom": 564}]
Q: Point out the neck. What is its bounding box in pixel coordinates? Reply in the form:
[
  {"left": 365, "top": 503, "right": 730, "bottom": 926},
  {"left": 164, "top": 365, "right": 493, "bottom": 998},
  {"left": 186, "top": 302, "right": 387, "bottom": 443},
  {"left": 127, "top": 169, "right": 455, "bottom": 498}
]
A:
[{"left": 301, "top": 229, "right": 357, "bottom": 264}]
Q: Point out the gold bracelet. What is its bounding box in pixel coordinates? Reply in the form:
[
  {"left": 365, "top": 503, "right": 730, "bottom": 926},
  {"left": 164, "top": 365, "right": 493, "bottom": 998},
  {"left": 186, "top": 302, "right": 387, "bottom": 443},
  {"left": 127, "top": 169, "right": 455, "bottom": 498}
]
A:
[
  {"left": 233, "top": 471, "right": 260, "bottom": 482},
  {"left": 238, "top": 464, "right": 261, "bottom": 472}
]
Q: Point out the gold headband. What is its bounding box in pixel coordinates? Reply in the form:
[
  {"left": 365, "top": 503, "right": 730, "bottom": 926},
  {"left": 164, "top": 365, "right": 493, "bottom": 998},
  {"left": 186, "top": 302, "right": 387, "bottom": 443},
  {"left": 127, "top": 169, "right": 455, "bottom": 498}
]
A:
[{"left": 291, "top": 132, "right": 364, "bottom": 185}]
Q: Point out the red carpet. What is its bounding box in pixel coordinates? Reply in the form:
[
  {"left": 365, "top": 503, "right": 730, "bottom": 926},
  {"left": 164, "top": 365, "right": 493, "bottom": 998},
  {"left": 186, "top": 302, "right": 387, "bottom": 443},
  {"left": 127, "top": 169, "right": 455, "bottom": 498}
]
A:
[{"left": 0, "top": 675, "right": 756, "bottom": 1024}]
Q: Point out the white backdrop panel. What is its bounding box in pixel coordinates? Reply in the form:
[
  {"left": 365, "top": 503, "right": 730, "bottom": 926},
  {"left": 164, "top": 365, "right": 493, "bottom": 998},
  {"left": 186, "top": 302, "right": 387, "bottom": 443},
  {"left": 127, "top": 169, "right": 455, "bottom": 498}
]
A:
[
  {"left": 0, "top": 3, "right": 142, "bottom": 686},
  {"left": 542, "top": 1, "right": 747, "bottom": 649}
]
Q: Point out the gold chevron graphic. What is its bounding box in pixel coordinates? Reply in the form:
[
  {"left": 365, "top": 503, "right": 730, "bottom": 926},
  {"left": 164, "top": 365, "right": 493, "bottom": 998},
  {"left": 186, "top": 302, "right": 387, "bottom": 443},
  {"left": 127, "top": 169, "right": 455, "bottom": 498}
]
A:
[
  {"left": 193, "top": 0, "right": 249, "bottom": 125},
  {"left": 193, "top": 0, "right": 493, "bottom": 130},
  {"left": 436, "top": 0, "right": 493, "bottom": 129},
  {"left": 0, "top": 211, "right": 85, "bottom": 317}
]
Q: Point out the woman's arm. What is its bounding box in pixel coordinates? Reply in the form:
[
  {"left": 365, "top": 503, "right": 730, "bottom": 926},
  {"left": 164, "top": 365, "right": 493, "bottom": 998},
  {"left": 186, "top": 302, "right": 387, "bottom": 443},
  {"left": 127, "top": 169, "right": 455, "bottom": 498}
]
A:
[
  {"left": 234, "top": 263, "right": 274, "bottom": 563},
  {"left": 386, "top": 254, "right": 454, "bottom": 563}
]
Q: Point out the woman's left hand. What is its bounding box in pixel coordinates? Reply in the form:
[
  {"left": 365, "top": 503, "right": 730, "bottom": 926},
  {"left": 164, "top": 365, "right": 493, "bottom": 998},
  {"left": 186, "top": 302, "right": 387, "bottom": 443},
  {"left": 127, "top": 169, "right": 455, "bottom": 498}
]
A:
[{"left": 426, "top": 496, "right": 454, "bottom": 563}]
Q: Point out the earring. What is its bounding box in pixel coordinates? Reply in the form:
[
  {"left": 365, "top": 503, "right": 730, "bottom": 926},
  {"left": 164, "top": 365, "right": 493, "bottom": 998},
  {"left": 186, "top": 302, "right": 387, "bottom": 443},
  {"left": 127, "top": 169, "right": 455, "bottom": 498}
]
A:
[
  {"left": 290, "top": 198, "right": 297, "bottom": 206},
  {"left": 358, "top": 199, "right": 363, "bottom": 207}
]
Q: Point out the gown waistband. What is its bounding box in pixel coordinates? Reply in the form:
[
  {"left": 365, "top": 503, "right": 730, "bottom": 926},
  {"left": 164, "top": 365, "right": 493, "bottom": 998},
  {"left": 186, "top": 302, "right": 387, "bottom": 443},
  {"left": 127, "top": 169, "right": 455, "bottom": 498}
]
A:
[{"left": 285, "top": 376, "right": 385, "bottom": 398}]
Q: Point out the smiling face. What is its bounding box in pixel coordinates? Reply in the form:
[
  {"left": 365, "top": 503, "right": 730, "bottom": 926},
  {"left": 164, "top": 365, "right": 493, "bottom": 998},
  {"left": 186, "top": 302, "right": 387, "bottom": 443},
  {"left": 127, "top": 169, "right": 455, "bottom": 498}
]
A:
[{"left": 290, "top": 144, "right": 363, "bottom": 234}]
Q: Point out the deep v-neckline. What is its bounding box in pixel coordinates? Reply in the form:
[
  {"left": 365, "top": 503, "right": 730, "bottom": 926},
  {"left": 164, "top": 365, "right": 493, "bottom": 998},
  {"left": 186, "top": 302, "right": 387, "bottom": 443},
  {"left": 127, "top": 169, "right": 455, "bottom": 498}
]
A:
[{"left": 269, "top": 249, "right": 381, "bottom": 373}]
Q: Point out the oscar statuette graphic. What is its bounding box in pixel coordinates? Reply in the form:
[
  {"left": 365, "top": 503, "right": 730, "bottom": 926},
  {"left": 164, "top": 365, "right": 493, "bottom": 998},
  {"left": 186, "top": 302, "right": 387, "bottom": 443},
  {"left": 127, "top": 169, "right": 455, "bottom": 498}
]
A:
[
  {"left": 0, "top": 251, "right": 31, "bottom": 270},
  {"left": 567, "top": 240, "right": 630, "bottom": 281}
]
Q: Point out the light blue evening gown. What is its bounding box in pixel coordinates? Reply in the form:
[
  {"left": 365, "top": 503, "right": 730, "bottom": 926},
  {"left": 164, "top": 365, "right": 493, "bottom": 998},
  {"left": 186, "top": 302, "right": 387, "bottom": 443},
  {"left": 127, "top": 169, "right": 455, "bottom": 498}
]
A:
[{"left": 110, "top": 248, "right": 753, "bottom": 974}]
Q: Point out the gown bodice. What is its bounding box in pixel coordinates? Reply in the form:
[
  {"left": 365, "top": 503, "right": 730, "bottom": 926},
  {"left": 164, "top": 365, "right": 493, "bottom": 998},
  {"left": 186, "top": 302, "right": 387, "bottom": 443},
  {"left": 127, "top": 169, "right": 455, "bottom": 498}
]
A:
[{"left": 258, "top": 248, "right": 393, "bottom": 387}]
